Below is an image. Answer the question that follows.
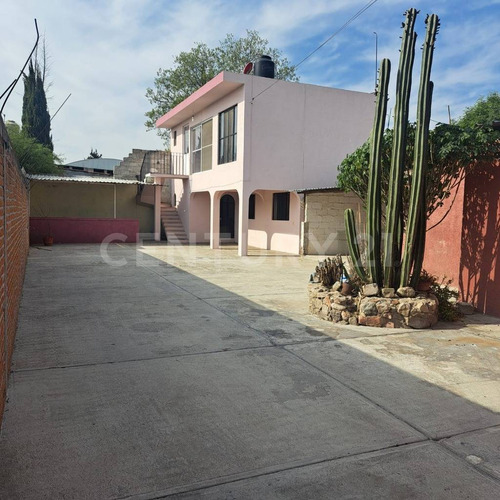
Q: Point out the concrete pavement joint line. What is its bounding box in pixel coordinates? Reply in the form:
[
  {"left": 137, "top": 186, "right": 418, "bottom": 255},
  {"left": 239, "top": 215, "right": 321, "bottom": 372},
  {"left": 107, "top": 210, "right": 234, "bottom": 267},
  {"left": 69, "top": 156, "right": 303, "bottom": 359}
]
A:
[
  {"left": 438, "top": 436, "right": 500, "bottom": 484},
  {"left": 282, "top": 345, "right": 433, "bottom": 437},
  {"left": 114, "top": 246, "right": 500, "bottom": 489},
  {"left": 124, "top": 247, "right": 415, "bottom": 342},
  {"left": 117, "top": 441, "right": 434, "bottom": 500},
  {"left": 283, "top": 345, "right": 500, "bottom": 484},
  {"left": 9, "top": 344, "right": 279, "bottom": 373},
  {"left": 196, "top": 291, "right": 308, "bottom": 298},
  {"left": 284, "top": 344, "right": 500, "bottom": 441},
  {"left": 134, "top": 257, "right": 282, "bottom": 347}
]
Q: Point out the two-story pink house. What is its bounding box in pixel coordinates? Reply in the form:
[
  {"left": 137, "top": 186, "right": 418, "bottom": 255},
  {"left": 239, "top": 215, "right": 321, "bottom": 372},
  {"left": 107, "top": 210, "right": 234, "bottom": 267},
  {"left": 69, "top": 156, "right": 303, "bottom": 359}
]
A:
[{"left": 151, "top": 68, "right": 374, "bottom": 256}]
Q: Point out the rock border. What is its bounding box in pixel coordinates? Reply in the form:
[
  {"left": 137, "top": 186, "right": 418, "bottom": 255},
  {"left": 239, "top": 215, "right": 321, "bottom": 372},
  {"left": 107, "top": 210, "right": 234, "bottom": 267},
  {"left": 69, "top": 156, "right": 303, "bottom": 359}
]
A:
[{"left": 308, "top": 282, "right": 439, "bottom": 329}]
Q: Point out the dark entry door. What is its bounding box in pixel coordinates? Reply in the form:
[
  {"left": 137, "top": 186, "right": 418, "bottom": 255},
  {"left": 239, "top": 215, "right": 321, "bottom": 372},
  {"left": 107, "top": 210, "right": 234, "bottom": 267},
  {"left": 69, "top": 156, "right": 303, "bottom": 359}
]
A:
[{"left": 220, "top": 194, "right": 235, "bottom": 238}]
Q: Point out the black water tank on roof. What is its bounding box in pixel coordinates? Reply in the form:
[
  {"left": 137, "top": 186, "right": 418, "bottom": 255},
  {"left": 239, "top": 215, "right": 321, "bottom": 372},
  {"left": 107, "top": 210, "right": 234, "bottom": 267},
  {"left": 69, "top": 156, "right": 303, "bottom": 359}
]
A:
[{"left": 254, "top": 55, "right": 275, "bottom": 79}]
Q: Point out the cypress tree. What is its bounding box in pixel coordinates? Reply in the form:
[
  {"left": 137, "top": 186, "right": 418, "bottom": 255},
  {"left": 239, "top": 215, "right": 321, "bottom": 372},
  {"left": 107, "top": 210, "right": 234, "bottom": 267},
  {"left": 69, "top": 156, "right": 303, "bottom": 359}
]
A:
[{"left": 22, "top": 60, "right": 53, "bottom": 151}]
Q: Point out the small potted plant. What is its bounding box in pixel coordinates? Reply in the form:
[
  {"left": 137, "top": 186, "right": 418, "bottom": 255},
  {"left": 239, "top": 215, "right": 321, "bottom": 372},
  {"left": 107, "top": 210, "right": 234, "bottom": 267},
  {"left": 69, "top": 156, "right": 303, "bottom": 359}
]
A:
[
  {"left": 417, "top": 269, "right": 435, "bottom": 292},
  {"left": 42, "top": 218, "right": 53, "bottom": 246}
]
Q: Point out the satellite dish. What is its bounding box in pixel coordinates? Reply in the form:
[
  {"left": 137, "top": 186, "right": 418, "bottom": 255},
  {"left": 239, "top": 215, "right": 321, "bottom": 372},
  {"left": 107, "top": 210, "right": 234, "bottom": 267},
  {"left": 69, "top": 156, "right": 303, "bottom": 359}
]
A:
[{"left": 243, "top": 62, "right": 253, "bottom": 74}]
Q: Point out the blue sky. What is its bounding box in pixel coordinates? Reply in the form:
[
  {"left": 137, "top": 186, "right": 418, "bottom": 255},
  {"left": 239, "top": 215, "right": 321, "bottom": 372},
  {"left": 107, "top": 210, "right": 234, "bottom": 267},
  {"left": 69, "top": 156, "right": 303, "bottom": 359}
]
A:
[{"left": 1, "top": 0, "right": 499, "bottom": 162}]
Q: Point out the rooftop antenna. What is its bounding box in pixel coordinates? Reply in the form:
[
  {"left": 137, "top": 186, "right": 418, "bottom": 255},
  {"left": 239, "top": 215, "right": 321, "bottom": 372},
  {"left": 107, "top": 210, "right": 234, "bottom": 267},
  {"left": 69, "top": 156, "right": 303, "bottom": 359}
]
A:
[{"left": 373, "top": 31, "right": 378, "bottom": 92}]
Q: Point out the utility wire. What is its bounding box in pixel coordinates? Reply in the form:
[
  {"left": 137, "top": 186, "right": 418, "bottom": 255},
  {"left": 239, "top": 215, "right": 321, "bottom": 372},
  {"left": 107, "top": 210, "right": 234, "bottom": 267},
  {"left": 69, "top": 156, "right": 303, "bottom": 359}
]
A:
[
  {"left": 0, "top": 19, "right": 39, "bottom": 114},
  {"left": 10, "top": 93, "right": 72, "bottom": 172},
  {"left": 251, "top": 0, "right": 379, "bottom": 103}
]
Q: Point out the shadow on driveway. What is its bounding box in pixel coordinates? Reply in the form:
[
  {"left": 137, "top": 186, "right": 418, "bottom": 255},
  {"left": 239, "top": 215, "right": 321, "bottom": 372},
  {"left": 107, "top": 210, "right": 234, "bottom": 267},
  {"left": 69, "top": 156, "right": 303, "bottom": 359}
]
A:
[{"left": 0, "top": 244, "right": 499, "bottom": 499}]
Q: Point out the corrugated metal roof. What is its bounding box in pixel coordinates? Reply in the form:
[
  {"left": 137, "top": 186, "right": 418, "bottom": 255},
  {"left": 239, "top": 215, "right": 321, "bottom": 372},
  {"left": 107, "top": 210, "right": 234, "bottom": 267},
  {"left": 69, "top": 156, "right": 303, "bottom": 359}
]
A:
[
  {"left": 293, "top": 186, "right": 340, "bottom": 193},
  {"left": 26, "top": 174, "right": 155, "bottom": 185},
  {"left": 65, "top": 158, "right": 121, "bottom": 170}
]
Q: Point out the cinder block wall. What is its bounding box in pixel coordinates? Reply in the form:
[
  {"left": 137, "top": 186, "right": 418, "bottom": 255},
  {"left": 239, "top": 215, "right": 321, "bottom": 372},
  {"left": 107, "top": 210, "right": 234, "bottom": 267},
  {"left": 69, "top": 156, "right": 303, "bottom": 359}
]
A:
[
  {"left": 0, "top": 118, "right": 30, "bottom": 425},
  {"left": 303, "top": 190, "right": 365, "bottom": 255}
]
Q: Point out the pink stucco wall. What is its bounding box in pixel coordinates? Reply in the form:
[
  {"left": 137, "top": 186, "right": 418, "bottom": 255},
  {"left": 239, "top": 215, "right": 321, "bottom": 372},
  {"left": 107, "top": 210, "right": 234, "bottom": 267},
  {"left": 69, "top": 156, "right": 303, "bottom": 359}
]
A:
[
  {"left": 248, "top": 190, "right": 301, "bottom": 254},
  {"left": 188, "top": 191, "right": 211, "bottom": 243},
  {"left": 30, "top": 217, "right": 139, "bottom": 244},
  {"left": 164, "top": 72, "right": 374, "bottom": 193},
  {"left": 157, "top": 72, "right": 375, "bottom": 255}
]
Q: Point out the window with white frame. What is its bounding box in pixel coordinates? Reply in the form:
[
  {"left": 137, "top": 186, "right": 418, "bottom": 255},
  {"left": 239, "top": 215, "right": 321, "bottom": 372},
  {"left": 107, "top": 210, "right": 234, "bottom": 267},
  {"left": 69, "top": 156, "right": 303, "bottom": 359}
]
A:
[
  {"left": 191, "top": 119, "right": 212, "bottom": 173},
  {"left": 218, "top": 105, "right": 237, "bottom": 164}
]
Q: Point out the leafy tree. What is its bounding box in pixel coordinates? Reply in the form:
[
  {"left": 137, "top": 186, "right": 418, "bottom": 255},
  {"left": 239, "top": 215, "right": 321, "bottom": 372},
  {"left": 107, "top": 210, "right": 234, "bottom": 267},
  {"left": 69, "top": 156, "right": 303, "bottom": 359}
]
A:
[
  {"left": 145, "top": 30, "right": 298, "bottom": 143},
  {"left": 22, "top": 60, "right": 53, "bottom": 151},
  {"left": 458, "top": 91, "right": 500, "bottom": 128},
  {"left": 337, "top": 122, "right": 498, "bottom": 226},
  {"left": 87, "top": 148, "right": 102, "bottom": 159},
  {"left": 6, "top": 121, "right": 61, "bottom": 175}
]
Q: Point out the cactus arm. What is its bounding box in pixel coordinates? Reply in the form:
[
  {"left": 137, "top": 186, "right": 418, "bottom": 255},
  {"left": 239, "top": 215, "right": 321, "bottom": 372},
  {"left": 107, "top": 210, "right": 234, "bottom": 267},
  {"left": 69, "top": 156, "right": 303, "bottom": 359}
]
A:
[
  {"left": 383, "top": 9, "right": 417, "bottom": 288},
  {"left": 344, "top": 208, "right": 368, "bottom": 282},
  {"left": 366, "top": 58, "right": 390, "bottom": 286},
  {"left": 400, "top": 15, "right": 439, "bottom": 287}
]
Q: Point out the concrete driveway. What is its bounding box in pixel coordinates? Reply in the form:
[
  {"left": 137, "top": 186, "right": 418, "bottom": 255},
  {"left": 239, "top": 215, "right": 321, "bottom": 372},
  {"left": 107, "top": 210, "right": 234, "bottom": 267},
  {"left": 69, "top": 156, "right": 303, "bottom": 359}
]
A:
[{"left": 1, "top": 243, "right": 499, "bottom": 499}]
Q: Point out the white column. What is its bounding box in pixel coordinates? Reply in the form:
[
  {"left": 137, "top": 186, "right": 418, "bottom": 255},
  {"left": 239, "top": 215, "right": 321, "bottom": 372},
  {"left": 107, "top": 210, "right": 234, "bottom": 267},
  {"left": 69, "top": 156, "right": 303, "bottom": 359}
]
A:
[
  {"left": 238, "top": 189, "right": 248, "bottom": 256},
  {"left": 210, "top": 191, "right": 220, "bottom": 249},
  {"left": 154, "top": 184, "right": 162, "bottom": 241}
]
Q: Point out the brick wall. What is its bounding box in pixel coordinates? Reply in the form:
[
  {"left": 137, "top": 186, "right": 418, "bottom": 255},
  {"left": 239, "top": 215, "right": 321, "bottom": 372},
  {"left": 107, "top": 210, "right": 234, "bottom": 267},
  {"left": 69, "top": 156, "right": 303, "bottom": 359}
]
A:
[
  {"left": 303, "top": 190, "right": 365, "bottom": 255},
  {"left": 0, "top": 118, "right": 30, "bottom": 424}
]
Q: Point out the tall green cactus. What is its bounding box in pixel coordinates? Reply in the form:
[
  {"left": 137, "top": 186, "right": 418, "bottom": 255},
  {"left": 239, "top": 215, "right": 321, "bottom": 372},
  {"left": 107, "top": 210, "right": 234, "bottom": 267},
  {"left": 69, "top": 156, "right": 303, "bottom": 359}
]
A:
[
  {"left": 400, "top": 15, "right": 439, "bottom": 287},
  {"left": 383, "top": 8, "right": 417, "bottom": 287},
  {"left": 366, "top": 58, "right": 390, "bottom": 285},
  {"left": 344, "top": 10, "right": 439, "bottom": 290},
  {"left": 344, "top": 208, "right": 368, "bottom": 282}
]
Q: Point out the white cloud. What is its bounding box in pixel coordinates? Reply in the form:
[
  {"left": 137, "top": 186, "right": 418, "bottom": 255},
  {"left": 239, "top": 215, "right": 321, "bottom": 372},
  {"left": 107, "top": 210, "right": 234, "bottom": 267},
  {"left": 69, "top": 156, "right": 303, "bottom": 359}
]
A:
[{"left": 1, "top": 0, "right": 498, "bottom": 161}]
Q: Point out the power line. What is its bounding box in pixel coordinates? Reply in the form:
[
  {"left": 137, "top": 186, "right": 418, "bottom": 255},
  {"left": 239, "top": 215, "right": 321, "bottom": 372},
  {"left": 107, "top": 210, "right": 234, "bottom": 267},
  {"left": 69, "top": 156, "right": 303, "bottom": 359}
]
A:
[
  {"left": 251, "top": 0, "right": 379, "bottom": 103},
  {"left": 294, "top": 0, "right": 378, "bottom": 71},
  {"left": 0, "top": 19, "right": 39, "bottom": 115}
]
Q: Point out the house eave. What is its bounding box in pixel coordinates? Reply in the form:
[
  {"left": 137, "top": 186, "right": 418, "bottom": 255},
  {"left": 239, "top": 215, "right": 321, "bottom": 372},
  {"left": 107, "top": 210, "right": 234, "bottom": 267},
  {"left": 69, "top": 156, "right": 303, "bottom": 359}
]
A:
[{"left": 155, "top": 71, "right": 246, "bottom": 130}]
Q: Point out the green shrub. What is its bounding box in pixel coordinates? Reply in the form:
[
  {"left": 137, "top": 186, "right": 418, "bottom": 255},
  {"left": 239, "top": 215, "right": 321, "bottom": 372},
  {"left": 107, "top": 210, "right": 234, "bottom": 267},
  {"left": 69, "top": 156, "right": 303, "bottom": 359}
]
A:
[{"left": 429, "top": 276, "right": 462, "bottom": 322}]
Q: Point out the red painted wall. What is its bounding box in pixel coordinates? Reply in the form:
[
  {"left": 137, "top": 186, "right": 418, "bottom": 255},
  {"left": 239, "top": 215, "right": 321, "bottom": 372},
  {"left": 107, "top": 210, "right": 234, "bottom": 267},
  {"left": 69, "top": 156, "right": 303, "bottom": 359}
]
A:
[
  {"left": 460, "top": 161, "right": 500, "bottom": 316},
  {"left": 29, "top": 217, "right": 139, "bottom": 244},
  {"left": 425, "top": 160, "right": 500, "bottom": 317},
  {"left": 424, "top": 182, "right": 465, "bottom": 284}
]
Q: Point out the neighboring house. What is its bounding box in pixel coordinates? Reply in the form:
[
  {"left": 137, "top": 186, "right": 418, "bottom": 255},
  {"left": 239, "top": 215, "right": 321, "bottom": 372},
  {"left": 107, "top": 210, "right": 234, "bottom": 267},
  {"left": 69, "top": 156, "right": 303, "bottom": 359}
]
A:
[
  {"left": 64, "top": 158, "right": 121, "bottom": 177},
  {"left": 147, "top": 68, "right": 374, "bottom": 256},
  {"left": 115, "top": 149, "right": 173, "bottom": 207}
]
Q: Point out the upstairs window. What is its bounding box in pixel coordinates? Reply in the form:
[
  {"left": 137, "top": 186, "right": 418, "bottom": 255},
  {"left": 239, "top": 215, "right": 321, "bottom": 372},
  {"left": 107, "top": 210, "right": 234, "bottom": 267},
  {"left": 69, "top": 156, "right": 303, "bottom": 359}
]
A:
[
  {"left": 272, "top": 192, "right": 290, "bottom": 221},
  {"left": 191, "top": 119, "right": 212, "bottom": 173},
  {"left": 183, "top": 125, "right": 189, "bottom": 154},
  {"left": 218, "top": 106, "right": 237, "bottom": 164}
]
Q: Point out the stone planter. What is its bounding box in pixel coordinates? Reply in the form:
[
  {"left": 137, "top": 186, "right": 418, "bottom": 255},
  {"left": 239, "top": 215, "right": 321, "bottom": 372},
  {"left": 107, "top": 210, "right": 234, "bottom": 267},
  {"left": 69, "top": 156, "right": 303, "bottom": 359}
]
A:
[
  {"left": 358, "top": 295, "right": 438, "bottom": 328},
  {"left": 308, "top": 282, "right": 439, "bottom": 329},
  {"left": 308, "top": 283, "right": 358, "bottom": 325}
]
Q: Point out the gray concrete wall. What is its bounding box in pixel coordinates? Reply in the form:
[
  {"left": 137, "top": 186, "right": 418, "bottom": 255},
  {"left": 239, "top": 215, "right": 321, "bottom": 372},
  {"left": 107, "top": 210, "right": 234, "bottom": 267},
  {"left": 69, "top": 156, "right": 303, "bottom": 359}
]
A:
[{"left": 304, "top": 191, "right": 365, "bottom": 255}]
